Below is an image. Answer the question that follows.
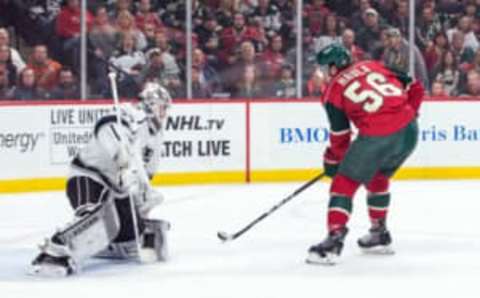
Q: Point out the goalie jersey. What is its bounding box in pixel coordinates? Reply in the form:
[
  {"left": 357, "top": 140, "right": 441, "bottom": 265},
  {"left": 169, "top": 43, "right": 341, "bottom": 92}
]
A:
[{"left": 70, "top": 104, "right": 163, "bottom": 195}]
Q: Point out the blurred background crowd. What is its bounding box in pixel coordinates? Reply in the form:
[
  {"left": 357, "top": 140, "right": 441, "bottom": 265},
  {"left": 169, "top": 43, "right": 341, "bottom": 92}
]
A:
[{"left": 0, "top": 0, "right": 479, "bottom": 100}]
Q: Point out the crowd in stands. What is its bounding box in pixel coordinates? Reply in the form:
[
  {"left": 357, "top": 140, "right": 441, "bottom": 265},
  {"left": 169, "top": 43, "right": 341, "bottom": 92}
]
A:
[{"left": 0, "top": 0, "right": 479, "bottom": 100}]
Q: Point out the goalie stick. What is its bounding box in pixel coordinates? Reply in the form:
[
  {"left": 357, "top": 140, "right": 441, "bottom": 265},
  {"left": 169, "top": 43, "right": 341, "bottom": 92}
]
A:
[
  {"left": 217, "top": 172, "right": 325, "bottom": 242},
  {"left": 108, "top": 72, "right": 147, "bottom": 262}
]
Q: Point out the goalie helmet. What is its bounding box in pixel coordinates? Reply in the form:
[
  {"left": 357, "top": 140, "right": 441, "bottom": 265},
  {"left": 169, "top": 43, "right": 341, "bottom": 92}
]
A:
[{"left": 138, "top": 82, "right": 172, "bottom": 134}]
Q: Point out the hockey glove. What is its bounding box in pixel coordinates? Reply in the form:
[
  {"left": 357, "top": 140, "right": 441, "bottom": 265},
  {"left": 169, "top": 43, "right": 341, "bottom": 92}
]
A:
[
  {"left": 324, "top": 161, "right": 339, "bottom": 178},
  {"left": 407, "top": 80, "right": 425, "bottom": 113},
  {"left": 119, "top": 168, "right": 142, "bottom": 195},
  {"left": 323, "top": 147, "right": 342, "bottom": 178},
  {"left": 135, "top": 188, "right": 165, "bottom": 218}
]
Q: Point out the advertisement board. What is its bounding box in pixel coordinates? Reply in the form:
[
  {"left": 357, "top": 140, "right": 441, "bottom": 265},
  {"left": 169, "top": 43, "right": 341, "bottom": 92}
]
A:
[
  {"left": 0, "top": 102, "right": 246, "bottom": 185},
  {"left": 1, "top": 99, "right": 480, "bottom": 193}
]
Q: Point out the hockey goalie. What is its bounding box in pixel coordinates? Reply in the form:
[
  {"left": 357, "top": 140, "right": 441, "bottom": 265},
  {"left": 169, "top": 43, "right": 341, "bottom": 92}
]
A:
[{"left": 30, "top": 82, "right": 172, "bottom": 277}]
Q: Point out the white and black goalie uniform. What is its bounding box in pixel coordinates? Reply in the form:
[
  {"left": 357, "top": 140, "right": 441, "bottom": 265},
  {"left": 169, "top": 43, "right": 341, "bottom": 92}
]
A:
[{"left": 30, "top": 83, "right": 172, "bottom": 277}]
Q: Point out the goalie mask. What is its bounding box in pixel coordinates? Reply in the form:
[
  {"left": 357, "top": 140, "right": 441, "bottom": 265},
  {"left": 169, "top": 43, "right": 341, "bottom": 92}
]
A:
[{"left": 138, "top": 83, "right": 172, "bottom": 134}]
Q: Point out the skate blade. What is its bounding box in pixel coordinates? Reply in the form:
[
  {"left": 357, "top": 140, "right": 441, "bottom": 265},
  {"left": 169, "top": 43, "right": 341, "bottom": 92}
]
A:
[
  {"left": 360, "top": 245, "right": 395, "bottom": 255},
  {"left": 305, "top": 252, "right": 338, "bottom": 266},
  {"left": 28, "top": 264, "right": 69, "bottom": 278}
]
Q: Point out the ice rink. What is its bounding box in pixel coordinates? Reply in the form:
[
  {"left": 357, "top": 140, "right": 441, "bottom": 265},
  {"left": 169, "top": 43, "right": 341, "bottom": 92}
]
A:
[{"left": 1, "top": 180, "right": 480, "bottom": 298}]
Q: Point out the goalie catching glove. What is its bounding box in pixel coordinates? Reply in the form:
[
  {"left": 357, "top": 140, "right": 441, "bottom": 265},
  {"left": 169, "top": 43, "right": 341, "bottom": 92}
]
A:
[{"left": 118, "top": 167, "right": 164, "bottom": 217}]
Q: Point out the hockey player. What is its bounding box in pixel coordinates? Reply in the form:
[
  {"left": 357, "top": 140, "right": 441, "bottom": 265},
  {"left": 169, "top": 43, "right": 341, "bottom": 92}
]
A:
[
  {"left": 30, "top": 82, "right": 172, "bottom": 276},
  {"left": 306, "top": 44, "right": 424, "bottom": 265}
]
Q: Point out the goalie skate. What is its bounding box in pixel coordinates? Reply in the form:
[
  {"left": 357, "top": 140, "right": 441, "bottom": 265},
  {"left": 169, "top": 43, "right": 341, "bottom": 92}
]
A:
[
  {"left": 29, "top": 239, "right": 77, "bottom": 277},
  {"left": 306, "top": 227, "right": 348, "bottom": 266}
]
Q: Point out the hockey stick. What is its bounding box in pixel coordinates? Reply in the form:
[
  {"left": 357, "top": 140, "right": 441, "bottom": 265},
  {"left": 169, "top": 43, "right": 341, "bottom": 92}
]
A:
[
  {"left": 217, "top": 172, "right": 325, "bottom": 242},
  {"left": 108, "top": 72, "right": 144, "bottom": 261}
]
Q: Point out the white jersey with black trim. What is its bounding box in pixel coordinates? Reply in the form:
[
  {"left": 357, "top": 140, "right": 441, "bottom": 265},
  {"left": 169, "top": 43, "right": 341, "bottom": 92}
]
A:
[{"left": 69, "top": 104, "right": 164, "bottom": 195}]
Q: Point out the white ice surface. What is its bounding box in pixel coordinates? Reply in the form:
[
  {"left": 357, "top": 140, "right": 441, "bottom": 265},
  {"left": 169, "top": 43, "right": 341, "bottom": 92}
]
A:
[{"left": 1, "top": 181, "right": 480, "bottom": 298}]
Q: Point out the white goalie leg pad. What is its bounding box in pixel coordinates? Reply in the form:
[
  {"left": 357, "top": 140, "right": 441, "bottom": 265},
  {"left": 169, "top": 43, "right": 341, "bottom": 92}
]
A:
[
  {"left": 140, "top": 219, "right": 171, "bottom": 263},
  {"left": 55, "top": 199, "right": 121, "bottom": 264}
]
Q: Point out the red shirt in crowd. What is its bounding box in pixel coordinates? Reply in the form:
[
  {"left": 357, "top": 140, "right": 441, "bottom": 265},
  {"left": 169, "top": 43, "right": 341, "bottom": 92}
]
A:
[
  {"left": 261, "top": 49, "right": 286, "bottom": 78},
  {"left": 135, "top": 13, "right": 163, "bottom": 32},
  {"left": 56, "top": 6, "right": 94, "bottom": 39},
  {"left": 220, "top": 26, "right": 260, "bottom": 60},
  {"left": 303, "top": 3, "right": 330, "bottom": 36}
]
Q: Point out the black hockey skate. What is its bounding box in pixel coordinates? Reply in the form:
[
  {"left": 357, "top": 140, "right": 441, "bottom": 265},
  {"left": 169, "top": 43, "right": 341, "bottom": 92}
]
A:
[
  {"left": 306, "top": 227, "right": 348, "bottom": 265},
  {"left": 30, "top": 238, "right": 76, "bottom": 277},
  {"left": 357, "top": 220, "right": 394, "bottom": 255}
]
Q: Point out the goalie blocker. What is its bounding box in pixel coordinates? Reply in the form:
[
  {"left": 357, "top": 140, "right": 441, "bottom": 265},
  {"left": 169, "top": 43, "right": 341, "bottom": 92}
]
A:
[{"left": 30, "top": 83, "right": 173, "bottom": 277}]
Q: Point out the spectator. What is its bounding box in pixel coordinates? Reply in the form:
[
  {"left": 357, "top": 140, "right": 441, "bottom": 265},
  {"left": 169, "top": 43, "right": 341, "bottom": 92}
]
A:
[
  {"left": 219, "top": 13, "right": 260, "bottom": 66},
  {"left": 27, "top": 45, "right": 62, "bottom": 92},
  {"left": 382, "top": 28, "right": 430, "bottom": 88},
  {"left": 304, "top": 0, "right": 331, "bottom": 36},
  {"left": 459, "top": 69, "right": 480, "bottom": 96},
  {"left": 55, "top": 0, "right": 94, "bottom": 66},
  {"left": 0, "top": 65, "right": 13, "bottom": 99},
  {"left": 90, "top": 5, "right": 117, "bottom": 60},
  {"left": 416, "top": 4, "right": 444, "bottom": 51},
  {"left": 274, "top": 0, "right": 296, "bottom": 47},
  {"left": 390, "top": 0, "right": 409, "bottom": 35},
  {"left": 110, "top": 34, "right": 146, "bottom": 98},
  {"left": 464, "top": 48, "right": 480, "bottom": 73},
  {"left": 304, "top": 68, "right": 326, "bottom": 98},
  {"left": 192, "top": 66, "right": 212, "bottom": 98},
  {"left": 89, "top": 5, "right": 117, "bottom": 94},
  {"left": 109, "top": 0, "right": 134, "bottom": 19},
  {"left": 194, "top": 12, "right": 222, "bottom": 66},
  {"left": 145, "top": 31, "right": 181, "bottom": 78},
  {"left": 356, "top": 8, "right": 384, "bottom": 57},
  {"left": 150, "top": 30, "right": 174, "bottom": 55},
  {"left": 431, "top": 50, "right": 460, "bottom": 96},
  {"left": 56, "top": 0, "right": 93, "bottom": 40},
  {"left": 157, "top": 1, "right": 185, "bottom": 29},
  {"left": 110, "top": 33, "right": 146, "bottom": 74},
  {"left": 116, "top": 10, "right": 147, "bottom": 50},
  {"left": 447, "top": 16, "right": 479, "bottom": 52},
  {"left": 0, "top": 28, "right": 26, "bottom": 72},
  {"left": 166, "top": 76, "right": 186, "bottom": 99},
  {"left": 215, "top": 0, "right": 237, "bottom": 28},
  {"left": 341, "top": 29, "right": 365, "bottom": 63},
  {"left": 12, "top": 68, "right": 41, "bottom": 100},
  {"left": 232, "top": 65, "right": 265, "bottom": 99},
  {"left": 143, "top": 22, "right": 158, "bottom": 49},
  {"left": 451, "top": 31, "right": 476, "bottom": 65},
  {"left": 192, "top": 48, "right": 222, "bottom": 94},
  {"left": 286, "top": 28, "right": 317, "bottom": 81},
  {"left": 49, "top": 68, "right": 80, "bottom": 99},
  {"left": 350, "top": 0, "right": 372, "bottom": 29},
  {"left": 140, "top": 48, "right": 179, "bottom": 88},
  {"left": 135, "top": 0, "right": 163, "bottom": 32},
  {"left": 262, "top": 34, "right": 286, "bottom": 82},
  {"left": 424, "top": 31, "right": 449, "bottom": 74},
  {"left": 314, "top": 14, "right": 342, "bottom": 52},
  {"left": 223, "top": 40, "right": 266, "bottom": 96},
  {"left": 249, "top": 0, "right": 282, "bottom": 38},
  {"left": 464, "top": 2, "right": 479, "bottom": 20},
  {"left": 431, "top": 80, "right": 448, "bottom": 97},
  {"left": 0, "top": 45, "right": 18, "bottom": 87},
  {"left": 273, "top": 64, "right": 296, "bottom": 98}
]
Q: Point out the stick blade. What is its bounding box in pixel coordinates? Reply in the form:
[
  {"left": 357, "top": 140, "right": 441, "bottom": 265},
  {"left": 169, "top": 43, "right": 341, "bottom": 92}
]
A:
[{"left": 217, "top": 231, "right": 234, "bottom": 242}]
